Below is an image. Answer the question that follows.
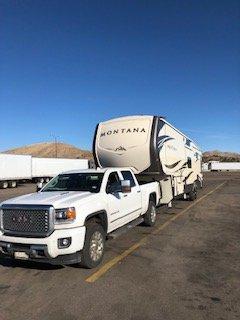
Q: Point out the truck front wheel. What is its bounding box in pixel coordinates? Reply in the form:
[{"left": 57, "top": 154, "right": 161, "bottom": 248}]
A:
[
  {"left": 80, "top": 222, "right": 106, "bottom": 269},
  {"left": 143, "top": 200, "right": 157, "bottom": 227}
]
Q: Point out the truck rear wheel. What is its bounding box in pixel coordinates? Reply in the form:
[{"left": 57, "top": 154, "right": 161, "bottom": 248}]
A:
[
  {"left": 80, "top": 222, "right": 106, "bottom": 269},
  {"left": 143, "top": 200, "right": 157, "bottom": 227}
]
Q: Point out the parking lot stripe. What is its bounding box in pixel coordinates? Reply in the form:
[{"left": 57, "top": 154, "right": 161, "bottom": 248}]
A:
[{"left": 85, "top": 182, "right": 226, "bottom": 283}]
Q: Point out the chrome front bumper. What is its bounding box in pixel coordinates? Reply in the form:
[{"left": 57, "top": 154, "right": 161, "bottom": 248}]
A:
[{"left": 0, "top": 226, "right": 86, "bottom": 265}]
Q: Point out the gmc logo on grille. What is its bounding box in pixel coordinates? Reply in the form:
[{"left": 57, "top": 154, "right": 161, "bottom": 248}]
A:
[{"left": 12, "top": 215, "right": 32, "bottom": 223}]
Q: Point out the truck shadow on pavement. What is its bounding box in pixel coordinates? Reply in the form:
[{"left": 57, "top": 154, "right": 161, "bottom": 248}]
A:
[{"left": 0, "top": 255, "right": 63, "bottom": 270}]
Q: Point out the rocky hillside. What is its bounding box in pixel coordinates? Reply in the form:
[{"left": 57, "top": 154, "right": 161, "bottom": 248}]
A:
[
  {"left": 3, "top": 142, "right": 92, "bottom": 159},
  {"left": 203, "top": 151, "right": 240, "bottom": 162}
]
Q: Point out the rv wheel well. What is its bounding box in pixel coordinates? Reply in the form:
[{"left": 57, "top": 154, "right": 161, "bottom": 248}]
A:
[{"left": 149, "top": 193, "right": 157, "bottom": 205}]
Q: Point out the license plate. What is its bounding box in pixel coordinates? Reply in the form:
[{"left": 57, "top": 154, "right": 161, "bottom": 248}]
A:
[{"left": 14, "top": 252, "right": 29, "bottom": 260}]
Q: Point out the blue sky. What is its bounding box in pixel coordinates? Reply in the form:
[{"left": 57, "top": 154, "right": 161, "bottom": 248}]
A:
[{"left": 1, "top": 0, "right": 239, "bottom": 152}]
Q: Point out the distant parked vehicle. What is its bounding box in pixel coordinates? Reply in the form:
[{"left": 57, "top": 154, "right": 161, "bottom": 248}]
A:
[
  {"left": 208, "top": 161, "right": 240, "bottom": 171},
  {"left": 31, "top": 157, "right": 89, "bottom": 183},
  {"left": 0, "top": 154, "right": 89, "bottom": 188},
  {"left": 0, "top": 154, "right": 32, "bottom": 188}
]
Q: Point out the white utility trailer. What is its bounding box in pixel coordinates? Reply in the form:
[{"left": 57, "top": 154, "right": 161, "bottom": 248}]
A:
[
  {"left": 0, "top": 155, "right": 89, "bottom": 187},
  {"left": 209, "top": 161, "right": 240, "bottom": 171},
  {"left": 0, "top": 154, "right": 32, "bottom": 188},
  {"left": 31, "top": 157, "right": 89, "bottom": 182}
]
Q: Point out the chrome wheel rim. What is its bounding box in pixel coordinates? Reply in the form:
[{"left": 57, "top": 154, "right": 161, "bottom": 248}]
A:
[
  {"left": 89, "top": 231, "right": 104, "bottom": 262},
  {"left": 150, "top": 206, "right": 156, "bottom": 222}
]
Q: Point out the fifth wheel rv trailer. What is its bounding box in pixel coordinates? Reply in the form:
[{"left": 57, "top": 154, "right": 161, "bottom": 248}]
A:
[
  {"left": 93, "top": 115, "right": 203, "bottom": 204},
  {"left": 0, "top": 154, "right": 32, "bottom": 188}
]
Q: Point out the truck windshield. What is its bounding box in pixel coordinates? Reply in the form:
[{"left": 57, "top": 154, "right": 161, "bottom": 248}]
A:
[{"left": 42, "top": 173, "right": 104, "bottom": 193}]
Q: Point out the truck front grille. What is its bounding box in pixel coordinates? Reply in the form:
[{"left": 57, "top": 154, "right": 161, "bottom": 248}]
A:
[{"left": 1, "top": 206, "right": 53, "bottom": 237}]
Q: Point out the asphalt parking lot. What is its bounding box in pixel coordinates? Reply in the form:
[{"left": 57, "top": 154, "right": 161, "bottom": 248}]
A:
[{"left": 0, "top": 172, "right": 239, "bottom": 320}]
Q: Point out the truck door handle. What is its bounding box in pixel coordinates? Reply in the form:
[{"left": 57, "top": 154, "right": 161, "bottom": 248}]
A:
[
  {"left": 137, "top": 190, "right": 140, "bottom": 193},
  {"left": 123, "top": 194, "right": 128, "bottom": 197}
]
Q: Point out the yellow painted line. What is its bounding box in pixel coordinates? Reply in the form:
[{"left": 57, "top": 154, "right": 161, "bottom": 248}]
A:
[{"left": 85, "top": 181, "right": 226, "bottom": 283}]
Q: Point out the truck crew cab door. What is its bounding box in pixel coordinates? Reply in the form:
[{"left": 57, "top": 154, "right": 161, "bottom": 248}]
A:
[
  {"left": 106, "top": 171, "right": 126, "bottom": 232},
  {"left": 120, "top": 170, "right": 142, "bottom": 221},
  {"left": 106, "top": 171, "right": 141, "bottom": 232}
]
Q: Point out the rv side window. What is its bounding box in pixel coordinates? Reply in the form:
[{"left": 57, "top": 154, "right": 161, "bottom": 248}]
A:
[
  {"left": 121, "top": 171, "right": 136, "bottom": 187},
  {"left": 186, "top": 139, "right": 191, "bottom": 147},
  {"left": 187, "top": 157, "right": 192, "bottom": 168}
]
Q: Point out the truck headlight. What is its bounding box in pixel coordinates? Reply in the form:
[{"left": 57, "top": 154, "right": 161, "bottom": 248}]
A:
[{"left": 55, "top": 207, "right": 76, "bottom": 223}]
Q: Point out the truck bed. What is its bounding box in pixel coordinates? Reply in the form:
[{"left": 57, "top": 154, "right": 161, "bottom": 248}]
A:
[{"left": 139, "top": 180, "right": 161, "bottom": 212}]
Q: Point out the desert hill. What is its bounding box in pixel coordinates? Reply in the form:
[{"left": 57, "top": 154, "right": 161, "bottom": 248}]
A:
[
  {"left": 202, "top": 150, "right": 240, "bottom": 162},
  {"left": 2, "top": 142, "right": 239, "bottom": 163},
  {"left": 3, "top": 142, "right": 92, "bottom": 159}
]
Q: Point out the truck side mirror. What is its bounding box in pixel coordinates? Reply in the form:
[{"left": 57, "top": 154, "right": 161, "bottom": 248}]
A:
[
  {"left": 36, "top": 182, "right": 43, "bottom": 192},
  {"left": 121, "top": 180, "right": 131, "bottom": 193}
]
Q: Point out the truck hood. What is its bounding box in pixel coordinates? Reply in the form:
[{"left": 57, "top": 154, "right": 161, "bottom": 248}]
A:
[{"left": 1, "top": 191, "right": 93, "bottom": 208}]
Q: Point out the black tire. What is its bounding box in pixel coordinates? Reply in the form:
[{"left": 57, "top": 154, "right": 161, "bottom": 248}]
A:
[
  {"left": 188, "top": 183, "right": 197, "bottom": 201},
  {"left": 143, "top": 200, "right": 157, "bottom": 227},
  {"left": 80, "top": 222, "right": 106, "bottom": 269},
  {"left": 196, "top": 179, "right": 203, "bottom": 189},
  {"left": 10, "top": 181, "right": 17, "bottom": 188},
  {"left": 0, "top": 181, "right": 8, "bottom": 189}
]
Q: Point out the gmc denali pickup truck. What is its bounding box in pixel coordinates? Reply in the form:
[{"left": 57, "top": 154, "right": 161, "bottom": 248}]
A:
[{"left": 0, "top": 168, "right": 160, "bottom": 268}]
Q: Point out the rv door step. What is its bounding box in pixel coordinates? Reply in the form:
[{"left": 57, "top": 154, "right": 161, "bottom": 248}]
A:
[{"left": 108, "top": 217, "right": 144, "bottom": 239}]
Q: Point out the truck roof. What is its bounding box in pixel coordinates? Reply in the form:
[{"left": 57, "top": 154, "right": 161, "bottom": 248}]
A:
[{"left": 61, "top": 167, "right": 135, "bottom": 174}]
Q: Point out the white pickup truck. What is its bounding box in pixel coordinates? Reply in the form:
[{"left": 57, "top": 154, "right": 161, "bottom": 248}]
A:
[{"left": 0, "top": 168, "right": 160, "bottom": 268}]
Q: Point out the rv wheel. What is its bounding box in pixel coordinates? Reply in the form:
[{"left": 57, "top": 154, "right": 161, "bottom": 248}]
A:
[
  {"left": 188, "top": 184, "right": 197, "bottom": 201},
  {"left": 143, "top": 200, "right": 157, "bottom": 227}
]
